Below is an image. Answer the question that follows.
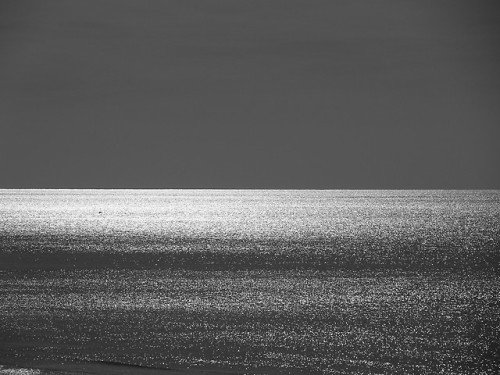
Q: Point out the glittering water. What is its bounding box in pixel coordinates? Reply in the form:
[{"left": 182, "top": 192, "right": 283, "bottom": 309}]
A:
[{"left": 1, "top": 190, "right": 499, "bottom": 374}]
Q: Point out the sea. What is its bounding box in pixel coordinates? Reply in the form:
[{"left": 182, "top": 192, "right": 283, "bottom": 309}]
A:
[{"left": 0, "top": 190, "right": 499, "bottom": 374}]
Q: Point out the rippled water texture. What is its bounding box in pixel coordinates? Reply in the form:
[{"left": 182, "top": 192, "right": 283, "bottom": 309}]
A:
[{"left": 1, "top": 190, "right": 499, "bottom": 373}]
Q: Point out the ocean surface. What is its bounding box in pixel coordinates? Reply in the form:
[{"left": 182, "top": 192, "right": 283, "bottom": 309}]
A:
[{"left": 0, "top": 190, "right": 499, "bottom": 374}]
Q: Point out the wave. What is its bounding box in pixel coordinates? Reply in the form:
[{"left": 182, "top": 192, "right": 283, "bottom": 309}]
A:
[
  {"left": 76, "top": 359, "right": 172, "bottom": 371},
  {"left": 1, "top": 233, "right": 498, "bottom": 273}
]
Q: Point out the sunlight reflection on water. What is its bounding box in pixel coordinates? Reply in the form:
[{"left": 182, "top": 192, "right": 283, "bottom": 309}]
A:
[{"left": 1, "top": 190, "right": 499, "bottom": 374}]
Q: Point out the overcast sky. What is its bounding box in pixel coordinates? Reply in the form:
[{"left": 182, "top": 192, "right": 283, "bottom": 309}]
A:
[{"left": 1, "top": 0, "right": 499, "bottom": 188}]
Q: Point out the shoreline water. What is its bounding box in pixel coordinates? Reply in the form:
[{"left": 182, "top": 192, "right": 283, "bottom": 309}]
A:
[{"left": 0, "top": 361, "right": 251, "bottom": 375}]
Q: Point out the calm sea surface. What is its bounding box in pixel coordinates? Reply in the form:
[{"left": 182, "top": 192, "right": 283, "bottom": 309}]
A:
[{"left": 1, "top": 190, "right": 499, "bottom": 374}]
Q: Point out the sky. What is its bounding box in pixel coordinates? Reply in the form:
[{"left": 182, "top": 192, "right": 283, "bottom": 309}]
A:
[{"left": 1, "top": 0, "right": 499, "bottom": 188}]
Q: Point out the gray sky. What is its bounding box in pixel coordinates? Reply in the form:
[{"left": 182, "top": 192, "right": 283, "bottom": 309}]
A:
[{"left": 1, "top": 0, "right": 499, "bottom": 188}]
